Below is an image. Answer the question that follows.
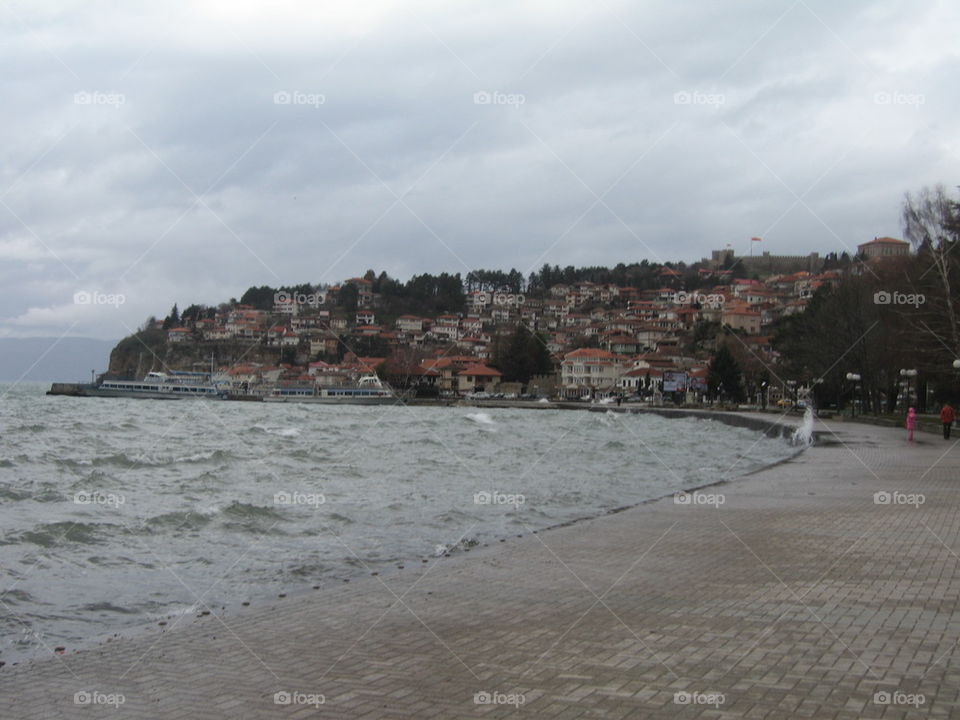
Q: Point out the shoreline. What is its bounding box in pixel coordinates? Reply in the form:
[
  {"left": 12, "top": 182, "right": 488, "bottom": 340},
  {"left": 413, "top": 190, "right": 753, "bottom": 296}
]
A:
[
  {"left": 4, "top": 416, "right": 958, "bottom": 717},
  {"left": 2, "top": 409, "right": 803, "bottom": 672}
]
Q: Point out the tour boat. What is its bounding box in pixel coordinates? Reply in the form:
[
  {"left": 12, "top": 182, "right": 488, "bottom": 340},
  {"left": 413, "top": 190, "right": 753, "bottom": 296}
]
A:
[
  {"left": 83, "top": 371, "right": 228, "bottom": 399},
  {"left": 264, "top": 375, "right": 398, "bottom": 405}
]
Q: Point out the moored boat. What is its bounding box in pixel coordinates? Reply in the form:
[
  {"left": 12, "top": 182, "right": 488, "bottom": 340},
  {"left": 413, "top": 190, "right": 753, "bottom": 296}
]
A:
[
  {"left": 263, "top": 374, "right": 399, "bottom": 405},
  {"left": 49, "top": 371, "right": 228, "bottom": 399}
]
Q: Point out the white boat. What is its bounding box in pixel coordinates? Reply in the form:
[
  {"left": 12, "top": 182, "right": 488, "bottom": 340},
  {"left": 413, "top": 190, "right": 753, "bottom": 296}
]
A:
[
  {"left": 85, "top": 372, "right": 228, "bottom": 399},
  {"left": 264, "top": 375, "right": 399, "bottom": 405}
]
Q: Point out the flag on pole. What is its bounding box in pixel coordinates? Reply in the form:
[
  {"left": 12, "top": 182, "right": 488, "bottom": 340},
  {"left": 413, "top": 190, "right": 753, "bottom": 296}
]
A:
[{"left": 751, "top": 237, "right": 762, "bottom": 243}]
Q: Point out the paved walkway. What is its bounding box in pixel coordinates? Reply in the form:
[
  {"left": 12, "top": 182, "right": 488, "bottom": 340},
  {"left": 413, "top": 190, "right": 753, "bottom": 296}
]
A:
[{"left": 3, "top": 414, "right": 960, "bottom": 718}]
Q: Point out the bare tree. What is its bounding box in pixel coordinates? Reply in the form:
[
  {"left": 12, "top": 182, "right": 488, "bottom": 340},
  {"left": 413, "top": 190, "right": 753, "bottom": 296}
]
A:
[{"left": 902, "top": 185, "right": 960, "bottom": 359}]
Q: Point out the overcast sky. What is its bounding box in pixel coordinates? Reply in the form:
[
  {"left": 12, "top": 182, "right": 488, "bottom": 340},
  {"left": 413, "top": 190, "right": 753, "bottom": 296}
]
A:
[{"left": 1, "top": 0, "right": 956, "bottom": 340}]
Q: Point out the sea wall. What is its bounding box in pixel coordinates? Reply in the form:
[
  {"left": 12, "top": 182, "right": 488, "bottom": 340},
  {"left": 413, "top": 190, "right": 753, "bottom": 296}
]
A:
[{"left": 543, "top": 401, "right": 800, "bottom": 439}]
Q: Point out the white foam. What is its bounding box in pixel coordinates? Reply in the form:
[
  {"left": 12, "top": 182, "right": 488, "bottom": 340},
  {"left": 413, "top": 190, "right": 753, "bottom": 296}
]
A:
[
  {"left": 175, "top": 451, "right": 216, "bottom": 463},
  {"left": 791, "top": 407, "right": 815, "bottom": 446},
  {"left": 254, "top": 424, "right": 301, "bottom": 437}
]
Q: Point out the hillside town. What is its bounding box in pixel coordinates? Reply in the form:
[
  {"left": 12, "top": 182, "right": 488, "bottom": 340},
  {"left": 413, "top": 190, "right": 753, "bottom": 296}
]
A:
[{"left": 131, "top": 238, "right": 909, "bottom": 405}]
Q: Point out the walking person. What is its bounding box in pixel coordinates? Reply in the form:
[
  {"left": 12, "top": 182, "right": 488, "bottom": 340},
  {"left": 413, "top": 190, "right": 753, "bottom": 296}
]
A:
[
  {"left": 941, "top": 402, "right": 955, "bottom": 440},
  {"left": 906, "top": 407, "right": 917, "bottom": 443}
]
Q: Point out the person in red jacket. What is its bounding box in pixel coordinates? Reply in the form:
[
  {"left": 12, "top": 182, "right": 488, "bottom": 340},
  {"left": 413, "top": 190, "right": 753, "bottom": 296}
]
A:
[{"left": 940, "top": 403, "right": 956, "bottom": 440}]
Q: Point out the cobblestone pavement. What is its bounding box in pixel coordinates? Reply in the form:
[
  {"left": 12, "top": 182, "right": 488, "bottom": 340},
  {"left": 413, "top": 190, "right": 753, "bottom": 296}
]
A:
[{"left": 2, "top": 414, "right": 959, "bottom": 718}]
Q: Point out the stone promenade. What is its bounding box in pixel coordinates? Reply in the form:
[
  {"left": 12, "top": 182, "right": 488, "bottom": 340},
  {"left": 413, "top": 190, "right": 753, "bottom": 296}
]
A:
[{"left": 2, "top": 414, "right": 959, "bottom": 718}]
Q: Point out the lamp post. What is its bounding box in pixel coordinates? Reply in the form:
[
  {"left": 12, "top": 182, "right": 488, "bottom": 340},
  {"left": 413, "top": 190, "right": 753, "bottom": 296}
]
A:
[
  {"left": 845, "top": 373, "right": 861, "bottom": 417},
  {"left": 900, "top": 368, "right": 918, "bottom": 408},
  {"left": 808, "top": 377, "right": 824, "bottom": 412}
]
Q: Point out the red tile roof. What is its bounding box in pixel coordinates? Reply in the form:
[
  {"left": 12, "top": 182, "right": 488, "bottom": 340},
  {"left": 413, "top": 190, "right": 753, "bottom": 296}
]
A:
[
  {"left": 563, "top": 348, "right": 623, "bottom": 360},
  {"left": 459, "top": 363, "right": 502, "bottom": 377}
]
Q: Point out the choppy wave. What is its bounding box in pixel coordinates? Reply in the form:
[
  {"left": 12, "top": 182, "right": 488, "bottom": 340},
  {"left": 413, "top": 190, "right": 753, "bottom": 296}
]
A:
[
  {"left": 142, "top": 509, "right": 216, "bottom": 532},
  {"left": 324, "top": 512, "right": 354, "bottom": 524},
  {"left": 0, "top": 385, "right": 797, "bottom": 663},
  {"left": 1, "top": 589, "right": 37, "bottom": 605},
  {"left": 0, "top": 485, "right": 32, "bottom": 501},
  {"left": 252, "top": 424, "right": 301, "bottom": 437},
  {"left": 174, "top": 450, "right": 235, "bottom": 463},
  {"left": 78, "top": 602, "right": 137, "bottom": 614},
  {"left": 13, "top": 521, "right": 116, "bottom": 547},
  {"left": 59, "top": 449, "right": 237, "bottom": 469},
  {"left": 14, "top": 424, "right": 46, "bottom": 433}
]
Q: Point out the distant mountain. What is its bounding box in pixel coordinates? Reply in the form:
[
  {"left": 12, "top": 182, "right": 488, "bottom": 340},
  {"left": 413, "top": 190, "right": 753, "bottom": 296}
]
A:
[{"left": 0, "top": 337, "right": 116, "bottom": 382}]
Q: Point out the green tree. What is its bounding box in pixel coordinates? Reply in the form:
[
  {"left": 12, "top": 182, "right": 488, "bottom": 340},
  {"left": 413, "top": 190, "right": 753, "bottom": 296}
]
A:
[
  {"left": 239, "top": 286, "right": 277, "bottom": 310},
  {"left": 708, "top": 344, "right": 745, "bottom": 402},
  {"left": 350, "top": 335, "right": 390, "bottom": 358},
  {"left": 161, "top": 304, "right": 180, "bottom": 330},
  {"left": 338, "top": 283, "right": 359, "bottom": 312},
  {"left": 494, "top": 326, "right": 553, "bottom": 383},
  {"left": 180, "top": 304, "right": 204, "bottom": 324},
  {"left": 771, "top": 273, "right": 910, "bottom": 413},
  {"left": 684, "top": 320, "right": 720, "bottom": 355}
]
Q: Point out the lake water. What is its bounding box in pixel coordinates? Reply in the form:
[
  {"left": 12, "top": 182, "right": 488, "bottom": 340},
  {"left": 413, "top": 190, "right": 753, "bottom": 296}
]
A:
[{"left": 0, "top": 384, "right": 795, "bottom": 663}]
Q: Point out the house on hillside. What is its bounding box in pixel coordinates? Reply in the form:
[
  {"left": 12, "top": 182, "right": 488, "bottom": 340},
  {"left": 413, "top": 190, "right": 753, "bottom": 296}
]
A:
[
  {"left": 456, "top": 363, "right": 502, "bottom": 395},
  {"left": 857, "top": 236, "right": 910, "bottom": 261},
  {"left": 560, "top": 348, "right": 631, "bottom": 399},
  {"left": 168, "top": 327, "right": 191, "bottom": 343}
]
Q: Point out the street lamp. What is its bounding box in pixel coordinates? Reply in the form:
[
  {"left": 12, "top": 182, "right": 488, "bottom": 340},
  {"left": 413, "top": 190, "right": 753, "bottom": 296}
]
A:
[
  {"left": 786, "top": 379, "right": 797, "bottom": 408},
  {"left": 954, "top": 359, "right": 960, "bottom": 370},
  {"left": 845, "top": 373, "right": 861, "bottom": 417},
  {"left": 900, "top": 368, "right": 918, "bottom": 409}
]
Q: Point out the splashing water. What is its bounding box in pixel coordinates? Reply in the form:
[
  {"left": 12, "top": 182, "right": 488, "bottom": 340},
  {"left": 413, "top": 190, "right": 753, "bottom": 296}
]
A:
[
  {"left": 600, "top": 410, "right": 618, "bottom": 426},
  {"left": 791, "top": 407, "right": 815, "bottom": 446},
  {"left": 466, "top": 412, "right": 496, "bottom": 425}
]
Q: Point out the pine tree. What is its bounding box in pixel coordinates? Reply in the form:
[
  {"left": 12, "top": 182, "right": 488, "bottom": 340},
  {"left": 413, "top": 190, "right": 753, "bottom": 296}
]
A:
[
  {"left": 162, "top": 304, "right": 180, "bottom": 330},
  {"left": 708, "top": 344, "right": 745, "bottom": 401}
]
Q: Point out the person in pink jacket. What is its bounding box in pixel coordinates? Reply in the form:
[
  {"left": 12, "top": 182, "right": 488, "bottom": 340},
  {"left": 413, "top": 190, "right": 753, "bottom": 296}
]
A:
[{"left": 906, "top": 407, "right": 917, "bottom": 442}]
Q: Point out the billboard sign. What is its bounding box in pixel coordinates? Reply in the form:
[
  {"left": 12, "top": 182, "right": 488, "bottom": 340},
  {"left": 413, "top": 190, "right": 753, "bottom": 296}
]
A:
[{"left": 662, "top": 371, "right": 687, "bottom": 393}]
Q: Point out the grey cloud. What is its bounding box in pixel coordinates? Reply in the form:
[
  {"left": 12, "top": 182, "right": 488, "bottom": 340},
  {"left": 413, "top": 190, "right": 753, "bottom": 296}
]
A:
[{"left": 0, "top": 0, "right": 954, "bottom": 339}]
